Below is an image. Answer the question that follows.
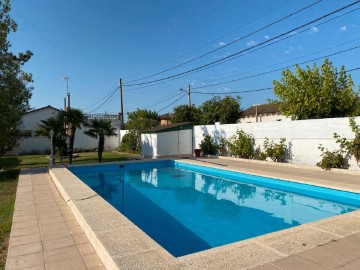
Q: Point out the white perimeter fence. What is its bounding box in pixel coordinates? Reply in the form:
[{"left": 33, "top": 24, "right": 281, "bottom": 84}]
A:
[{"left": 193, "top": 117, "right": 360, "bottom": 170}]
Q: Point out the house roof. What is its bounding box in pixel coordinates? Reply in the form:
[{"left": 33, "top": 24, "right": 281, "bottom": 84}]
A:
[
  {"left": 142, "top": 122, "right": 193, "bottom": 134},
  {"left": 242, "top": 104, "right": 280, "bottom": 117},
  {"left": 160, "top": 113, "right": 172, "bottom": 120},
  {"left": 24, "top": 105, "right": 60, "bottom": 115}
]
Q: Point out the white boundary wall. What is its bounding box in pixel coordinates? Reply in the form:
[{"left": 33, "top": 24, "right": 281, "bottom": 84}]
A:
[{"left": 194, "top": 117, "right": 360, "bottom": 170}]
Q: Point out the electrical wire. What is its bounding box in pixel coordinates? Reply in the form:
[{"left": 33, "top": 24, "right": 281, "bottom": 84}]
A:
[
  {"left": 122, "top": 6, "right": 359, "bottom": 93},
  {"left": 122, "top": 1, "right": 360, "bottom": 87},
  {"left": 196, "top": 36, "right": 360, "bottom": 85},
  {"left": 86, "top": 89, "right": 119, "bottom": 113},
  {"left": 147, "top": 92, "right": 184, "bottom": 108},
  {"left": 82, "top": 85, "right": 119, "bottom": 111},
  {"left": 191, "top": 44, "right": 360, "bottom": 89},
  {"left": 122, "top": 1, "right": 293, "bottom": 80},
  {"left": 125, "top": 0, "right": 324, "bottom": 84},
  {"left": 189, "top": 67, "right": 360, "bottom": 95},
  {"left": 157, "top": 93, "right": 187, "bottom": 113}
]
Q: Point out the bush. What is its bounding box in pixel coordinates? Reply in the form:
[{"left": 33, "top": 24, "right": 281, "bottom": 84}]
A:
[
  {"left": 317, "top": 118, "right": 359, "bottom": 170},
  {"left": 349, "top": 117, "right": 360, "bottom": 161},
  {"left": 227, "top": 130, "right": 254, "bottom": 159},
  {"left": 119, "top": 131, "right": 140, "bottom": 153},
  {"left": 253, "top": 147, "right": 267, "bottom": 161},
  {"left": 263, "top": 138, "right": 288, "bottom": 162},
  {"left": 317, "top": 146, "right": 348, "bottom": 170},
  {"left": 199, "top": 134, "right": 219, "bottom": 155}
]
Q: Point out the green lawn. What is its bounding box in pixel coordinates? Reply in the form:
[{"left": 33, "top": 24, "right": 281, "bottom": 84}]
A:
[
  {"left": 0, "top": 151, "right": 134, "bottom": 170},
  {"left": 0, "top": 151, "right": 133, "bottom": 269},
  {"left": 0, "top": 169, "right": 19, "bottom": 270}
]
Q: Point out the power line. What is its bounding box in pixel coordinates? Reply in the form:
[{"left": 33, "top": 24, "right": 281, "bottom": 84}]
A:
[
  {"left": 191, "top": 44, "right": 360, "bottom": 89},
  {"left": 196, "top": 36, "right": 360, "bottom": 85},
  {"left": 122, "top": 1, "right": 293, "bottom": 81},
  {"left": 82, "top": 84, "right": 119, "bottom": 111},
  {"left": 147, "top": 92, "right": 184, "bottom": 109},
  {"left": 123, "top": 1, "right": 360, "bottom": 87},
  {"left": 122, "top": 6, "right": 359, "bottom": 93},
  {"left": 190, "top": 67, "right": 360, "bottom": 95},
  {"left": 86, "top": 89, "right": 119, "bottom": 113},
  {"left": 157, "top": 93, "right": 187, "bottom": 113},
  {"left": 125, "top": 0, "right": 324, "bottom": 84},
  {"left": 192, "top": 87, "right": 274, "bottom": 95}
]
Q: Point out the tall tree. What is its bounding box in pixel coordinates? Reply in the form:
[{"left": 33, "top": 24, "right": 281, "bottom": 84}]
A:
[
  {"left": 0, "top": 0, "right": 33, "bottom": 155},
  {"left": 172, "top": 105, "right": 202, "bottom": 125},
  {"left": 58, "top": 108, "right": 86, "bottom": 164},
  {"left": 126, "top": 109, "right": 159, "bottom": 130},
  {"left": 200, "top": 96, "right": 242, "bottom": 124},
  {"left": 84, "top": 119, "right": 117, "bottom": 162},
  {"left": 271, "top": 59, "right": 360, "bottom": 120},
  {"left": 124, "top": 109, "right": 159, "bottom": 152}
]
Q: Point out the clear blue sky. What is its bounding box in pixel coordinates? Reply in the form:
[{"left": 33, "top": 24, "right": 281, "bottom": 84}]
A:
[{"left": 9, "top": 0, "right": 360, "bottom": 120}]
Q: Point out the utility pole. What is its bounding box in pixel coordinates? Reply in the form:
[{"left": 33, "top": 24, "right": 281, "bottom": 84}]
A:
[
  {"left": 119, "top": 78, "right": 124, "bottom": 129},
  {"left": 187, "top": 84, "right": 191, "bottom": 107}
]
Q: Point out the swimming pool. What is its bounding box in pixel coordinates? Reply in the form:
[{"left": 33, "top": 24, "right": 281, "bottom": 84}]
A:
[{"left": 69, "top": 160, "right": 360, "bottom": 257}]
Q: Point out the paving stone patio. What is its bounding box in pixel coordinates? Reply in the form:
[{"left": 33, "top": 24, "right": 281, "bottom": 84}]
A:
[{"left": 5, "top": 168, "right": 105, "bottom": 270}]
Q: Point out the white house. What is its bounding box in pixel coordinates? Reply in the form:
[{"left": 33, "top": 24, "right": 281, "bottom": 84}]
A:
[
  {"left": 10, "top": 106, "right": 122, "bottom": 155},
  {"left": 239, "top": 104, "right": 289, "bottom": 123},
  {"left": 11, "top": 105, "right": 60, "bottom": 155}
]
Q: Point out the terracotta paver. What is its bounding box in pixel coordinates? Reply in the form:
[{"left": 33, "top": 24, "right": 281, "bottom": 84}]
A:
[{"left": 5, "top": 168, "right": 106, "bottom": 270}]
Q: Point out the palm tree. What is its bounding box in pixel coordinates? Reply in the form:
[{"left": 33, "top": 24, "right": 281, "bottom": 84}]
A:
[
  {"left": 58, "top": 108, "right": 86, "bottom": 164},
  {"left": 35, "top": 116, "right": 67, "bottom": 163},
  {"left": 84, "top": 119, "right": 117, "bottom": 162}
]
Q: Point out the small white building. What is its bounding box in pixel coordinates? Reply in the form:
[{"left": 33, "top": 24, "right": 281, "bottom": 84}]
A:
[
  {"left": 12, "top": 105, "right": 60, "bottom": 155},
  {"left": 239, "top": 104, "right": 289, "bottom": 123},
  {"left": 141, "top": 122, "right": 193, "bottom": 158}
]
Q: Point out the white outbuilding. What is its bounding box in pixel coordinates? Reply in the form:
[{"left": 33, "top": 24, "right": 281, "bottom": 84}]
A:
[{"left": 141, "top": 122, "right": 193, "bottom": 159}]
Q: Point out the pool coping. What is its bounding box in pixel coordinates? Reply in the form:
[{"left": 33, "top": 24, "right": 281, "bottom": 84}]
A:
[{"left": 48, "top": 159, "right": 360, "bottom": 270}]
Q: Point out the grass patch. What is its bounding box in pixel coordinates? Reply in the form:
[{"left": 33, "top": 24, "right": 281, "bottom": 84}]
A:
[
  {"left": 0, "top": 151, "right": 133, "bottom": 170},
  {"left": 0, "top": 169, "right": 19, "bottom": 269}
]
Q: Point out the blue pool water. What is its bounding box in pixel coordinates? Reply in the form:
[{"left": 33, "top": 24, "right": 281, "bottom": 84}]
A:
[{"left": 69, "top": 160, "right": 360, "bottom": 257}]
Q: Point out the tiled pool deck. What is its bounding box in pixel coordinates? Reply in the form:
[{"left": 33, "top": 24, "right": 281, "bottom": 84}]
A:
[
  {"left": 5, "top": 168, "right": 105, "bottom": 270},
  {"left": 6, "top": 158, "right": 360, "bottom": 270}
]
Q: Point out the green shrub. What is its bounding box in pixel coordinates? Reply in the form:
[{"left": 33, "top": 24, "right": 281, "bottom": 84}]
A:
[
  {"left": 227, "top": 130, "right": 254, "bottom": 159},
  {"left": 199, "top": 134, "right": 219, "bottom": 155},
  {"left": 349, "top": 117, "right": 360, "bottom": 161},
  {"left": 119, "top": 130, "right": 140, "bottom": 153},
  {"left": 263, "top": 138, "right": 288, "bottom": 162},
  {"left": 253, "top": 147, "right": 267, "bottom": 161},
  {"left": 317, "top": 117, "right": 360, "bottom": 170},
  {"left": 317, "top": 146, "right": 348, "bottom": 170}
]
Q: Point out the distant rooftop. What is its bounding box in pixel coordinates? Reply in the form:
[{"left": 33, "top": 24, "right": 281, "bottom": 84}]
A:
[{"left": 242, "top": 104, "right": 280, "bottom": 117}]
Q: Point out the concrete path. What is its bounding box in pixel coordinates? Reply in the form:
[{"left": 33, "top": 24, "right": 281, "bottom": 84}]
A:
[{"left": 5, "top": 168, "right": 105, "bottom": 270}]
